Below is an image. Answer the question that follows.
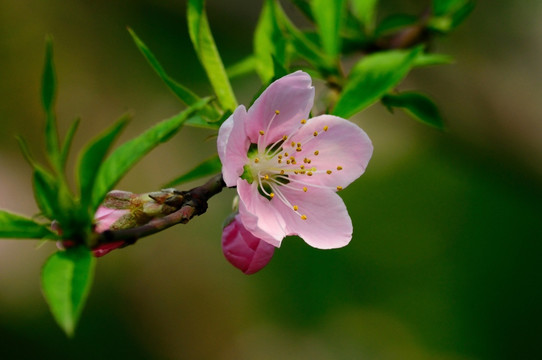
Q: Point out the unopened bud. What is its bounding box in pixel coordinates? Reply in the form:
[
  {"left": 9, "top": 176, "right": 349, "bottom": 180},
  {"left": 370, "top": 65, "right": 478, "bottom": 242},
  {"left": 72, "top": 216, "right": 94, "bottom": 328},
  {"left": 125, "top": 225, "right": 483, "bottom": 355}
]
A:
[{"left": 221, "top": 214, "right": 275, "bottom": 275}]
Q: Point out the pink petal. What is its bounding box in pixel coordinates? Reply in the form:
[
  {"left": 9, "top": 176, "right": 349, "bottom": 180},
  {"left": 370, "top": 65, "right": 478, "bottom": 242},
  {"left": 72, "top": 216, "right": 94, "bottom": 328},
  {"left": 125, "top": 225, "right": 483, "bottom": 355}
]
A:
[
  {"left": 94, "top": 206, "right": 130, "bottom": 233},
  {"left": 217, "top": 105, "right": 251, "bottom": 187},
  {"left": 275, "top": 187, "right": 353, "bottom": 249},
  {"left": 93, "top": 241, "right": 125, "bottom": 257},
  {"left": 237, "top": 179, "right": 286, "bottom": 247},
  {"left": 222, "top": 214, "right": 275, "bottom": 274},
  {"left": 245, "top": 71, "right": 314, "bottom": 146},
  {"left": 289, "top": 115, "right": 373, "bottom": 189}
]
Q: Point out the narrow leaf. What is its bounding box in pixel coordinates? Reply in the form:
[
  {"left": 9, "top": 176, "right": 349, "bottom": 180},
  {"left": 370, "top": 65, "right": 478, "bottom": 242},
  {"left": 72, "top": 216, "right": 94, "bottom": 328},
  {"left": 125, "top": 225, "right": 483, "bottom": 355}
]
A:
[
  {"left": 254, "top": 0, "right": 288, "bottom": 83},
  {"left": 91, "top": 100, "right": 209, "bottom": 209},
  {"left": 42, "top": 246, "right": 96, "bottom": 337},
  {"left": 374, "top": 14, "right": 419, "bottom": 37},
  {"left": 0, "top": 210, "right": 55, "bottom": 239},
  {"left": 185, "top": 114, "right": 221, "bottom": 129},
  {"left": 311, "top": 0, "right": 346, "bottom": 58},
  {"left": 433, "top": 0, "right": 468, "bottom": 16},
  {"left": 382, "top": 92, "right": 444, "bottom": 129},
  {"left": 60, "top": 118, "right": 81, "bottom": 170},
  {"left": 77, "top": 114, "right": 130, "bottom": 207},
  {"left": 128, "top": 28, "right": 218, "bottom": 120},
  {"left": 413, "top": 53, "right": 454, "bottom": 67},
  {"left": 42, "top": 36, "right": 61, "bottom": 169},
  {"left": 350, "top": 0, "right": 379, "bottom": 30},
  {"left": 333, "top": 46, "right": 422, "bottom": 118},
  {"left": 163, "top": 154, "right": 222, "bottom": 188},
  {"left": 187, "top": 0, "right": 237, "bottom": 111},
  {"left": 226, "top": 56, "right": 257, "bottom": 79},
  {"left": 33, "top": 168, "right": 60, "bottom": 220}
]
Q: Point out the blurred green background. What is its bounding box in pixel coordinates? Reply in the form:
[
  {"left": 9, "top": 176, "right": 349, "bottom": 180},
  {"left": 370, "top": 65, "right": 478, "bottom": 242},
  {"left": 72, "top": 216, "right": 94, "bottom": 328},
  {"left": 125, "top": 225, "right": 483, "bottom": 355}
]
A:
[{"left": 1, "top": 1, "right": 541, "bottom": 359}]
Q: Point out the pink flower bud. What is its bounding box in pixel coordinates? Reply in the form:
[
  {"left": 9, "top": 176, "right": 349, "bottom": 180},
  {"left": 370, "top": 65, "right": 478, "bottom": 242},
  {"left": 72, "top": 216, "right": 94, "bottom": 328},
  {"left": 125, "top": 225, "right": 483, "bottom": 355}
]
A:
[
  {"left": 222, "top": 214, "right": 275, "bottom": 274},
  {"left": 93, "top": 206, "right": 131, "bottom": 234}
]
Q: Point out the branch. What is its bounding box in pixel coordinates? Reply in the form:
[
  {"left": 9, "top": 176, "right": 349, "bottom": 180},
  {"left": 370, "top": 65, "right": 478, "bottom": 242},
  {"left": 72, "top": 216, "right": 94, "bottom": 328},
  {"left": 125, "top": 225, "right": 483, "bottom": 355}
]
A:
[{"left": 93, "top": 173, "right": 225, "bottom": 246}]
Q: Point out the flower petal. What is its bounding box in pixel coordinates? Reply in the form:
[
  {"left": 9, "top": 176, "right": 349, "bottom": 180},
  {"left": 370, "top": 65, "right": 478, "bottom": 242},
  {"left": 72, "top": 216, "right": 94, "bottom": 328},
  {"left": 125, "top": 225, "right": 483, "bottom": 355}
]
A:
[
  {"left": 217, "top": 105, "right": 251, "bottom": 187},
  {"left": 237, "top": 179, "right": 286, "bottom": 247},
  {"left": 274, "top": 187, "right": 353, "bottom": 249},
  {"left": 222, "top": 214, "right": 275, "bottom": 274},
  {"left": 246, "top": 71, "right": 314, "bottom": 146},
  {"left": 289, "top": 115, "right": 373, "bottom": 189}
]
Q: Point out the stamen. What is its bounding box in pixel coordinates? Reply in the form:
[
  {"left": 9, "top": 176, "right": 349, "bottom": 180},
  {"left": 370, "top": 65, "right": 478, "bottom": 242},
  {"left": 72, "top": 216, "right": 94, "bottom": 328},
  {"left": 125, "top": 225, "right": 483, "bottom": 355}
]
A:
[
  {"left": 301, "top": 119, "right": 306, "bottom": 124},
  {"left": 313, "top": 131, "right": 318, "bottom": 137},
  {"left": 326, "top": 170, "right": 332, "bottom": 174},
  {"left": 254, "top": 158, "right": 260, "bottom": 163},
  {"left": 301, "top": 215, "right": 307, "bottom": 220},
  {"left": 323, "top": 125, "right": 329, "bottom": 131},
  {"left": 282, "top": 135, "right": 288, "bottom": 141},
  {"left": 259, "top": 130, "right": 265, "bottom": 136},
  {"left": 337, "top": 166, "right": 343, "bottom": 171},
  {"left": 314, "top": 150, "right": 319, "bottom": 156},
  {"left": 337, "top": 186, "right": 343, "bottom": 191},
  {"left": 296, "top": 147, "right": 302, "bottom": 152},
  {"left": 269, "top": 192, "right": 275, "bottom": 198},
  {"left": 293, "top": 205, "right": 298, "bottom": 211},
  {"left": 291, "top": 141, "right": 295, "bottom": 147},
  {"left": 303, "top": 187, "right": 307, "bottom": 192},
  {"left": 264, "top": 174, "right": 269, "bottom": 180},
  {"left": 284, "top": 152, "right": 289, "bottom": 157},
  {"left": 275, "top": 110, "right": 280, "bottom": 115},
  {"left": 307, "top": 172, "right": 313, "bottom": 176}
]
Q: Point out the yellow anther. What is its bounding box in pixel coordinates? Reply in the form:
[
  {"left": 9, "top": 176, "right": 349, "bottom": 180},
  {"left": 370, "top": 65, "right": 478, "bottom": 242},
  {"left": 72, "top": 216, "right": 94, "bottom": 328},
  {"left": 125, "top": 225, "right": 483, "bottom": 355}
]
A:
[
  {"left": 308, "top": 159, "right": 312, "bottom": 164},
  {"left": 301, "top": 215, "right": 307, "bottom": 220},
  {"left": 291, "top": 141, "right": 296, "bottom": 147},
  {"left": 314, "top": 150, "right": 319, "bottom": 156},
  {"left": 259, "top": 130, "right": 265, "bottom": 135},
  {"left": 293, "top": 205, "right": 299, "bottom": 211},
  {"left": 278, "top": 159, "right": 282, "bottom": 164},
  {"left": 296, "top": 147, "right": 302, "bottom": 152},
  {"left": 282, "top": 135, "right": 288, "bottom": 140},
  {"left": 326, "top": 170, "right": 332, "bottom": 174},
  {"left": 284, "top": 152, "right": 289, "bottom": 157},
  {"left": 300, "top": 165, "right": 305, "bottom": 170},
  {"left": 294, "top": 171, "right": 299, "bottom": 174},
  {"left": 337, "top": 186, "right": 343, "bottom": 191},
  {"left": 270, "top": 193, "right": 275, "bottom": 198},
  {"left": 275, "top": 110, "right": 280, "bottom": 115},
  {"left": 300, "top": 171, "right": 306, "bottom": 174},
  {"left": 313, "top": 131, "right": 318, "bottom": 137},
  {"left": 264, "top": 174, "right": 269, "bottom": 180},
  {"left": 301, "top": 119, "right": 307, "bottom": 124},
  {"left": 280, "top": 170, "right": 285, "bottom": 175},
  {"left": 286, "top": 160, "right": 291, "bottom": 164},
  {"left": 297, "top": 143, "right": 301, "bottom": 147},
  {"left": 303, "top": 158, "right": 308, "bottom": 163},
  {"left": 254, "top": 158, "right": 260, "bottom": 163},
  {"left": 323, "top": 125, "right": 329, "bottom": 131},
  {"left": 303, "top": 187, "right": 308, "bottom": 192},
  {"left": 337, "top": 166, "right": 343, "bottom": 171},
  {"left": 307, "top": 172, "right": 313, "bottom": 176},
  {"left": 278, "top": 155, "right": 283, "bottom": 159},
  {"left": 292, "top": 160, "right": 297, "bottom": 164}
]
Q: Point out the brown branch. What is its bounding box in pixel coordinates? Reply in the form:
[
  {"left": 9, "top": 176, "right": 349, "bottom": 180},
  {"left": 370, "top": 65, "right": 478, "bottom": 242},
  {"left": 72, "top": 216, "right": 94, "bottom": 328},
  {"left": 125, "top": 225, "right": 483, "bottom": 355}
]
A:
[{"left": 92, "top": 173, "right": 226, "bottom": 246}]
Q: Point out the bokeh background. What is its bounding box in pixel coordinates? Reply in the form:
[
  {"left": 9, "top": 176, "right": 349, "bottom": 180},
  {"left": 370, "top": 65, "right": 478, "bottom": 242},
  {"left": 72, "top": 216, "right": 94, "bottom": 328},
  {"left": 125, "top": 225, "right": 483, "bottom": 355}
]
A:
[{"left": 1, "top": 1, "right": 541, "bottom": 359}]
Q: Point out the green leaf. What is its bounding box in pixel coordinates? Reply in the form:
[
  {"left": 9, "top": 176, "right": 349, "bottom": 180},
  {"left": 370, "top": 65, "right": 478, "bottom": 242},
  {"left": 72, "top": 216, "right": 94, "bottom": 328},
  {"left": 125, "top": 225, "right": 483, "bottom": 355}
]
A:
[
  {"left": 273, "top": 1, "right": 334, "bottom": 73},
  {"left": 311, "top": 0, "right": 346, "bottom": 58},
  {"left": 413, "top": 53, "right": 454, "bottom": 67},
  {"left": 226, "top": 56, "right": 257, "bottom": 79},
  {"left": 374, "top": 14, "right": 418, "bottom": 37},
  {"left": 0, "top": 210, "right": 55, "bottom": 239},
  {"left": 163, "top": 154, "right": 222, "bottom": 188},
  {"left": 382, "top": 91, "right": 444, "bottom": 129},
  {"left": 333, "top": 46, "right": 422, "bottom": 118},
  {"left": 41, "top": 246, "right": 96, "bottom": 337},
  {"left": 350, "top": 0, "right": 379, "bottom": 31},
  {"left": 91, "top": 100, "right": 209, "bottom": 209},
  {"left": 33, "top": 168, "right": 60, "bottom": 219},
  {"left": 128, "top": 28, "right": 218, "bottom": 120},
  {"left": 60, "top": 118, "right": 80, "bottom": 170},
  {"left": 187, "top": 0, "right": 237, "bottom": 111},
  {"left": 77, "top": 114, "right": 130, "bottom": 208},
  {"left": 433, "top": 0, "right": 468, "bottom": 16},
  {"left": 254, "top": 0, "right": 288, "bottom": 83},
  {"left": 42, "top": 36, "right": 61, "bottom": 170},
  {"left": 185, "top": 114, "right": 221, "bottom": 130},
  {"left": 291, "top": 0, "right": 314, "bottom": 21}
]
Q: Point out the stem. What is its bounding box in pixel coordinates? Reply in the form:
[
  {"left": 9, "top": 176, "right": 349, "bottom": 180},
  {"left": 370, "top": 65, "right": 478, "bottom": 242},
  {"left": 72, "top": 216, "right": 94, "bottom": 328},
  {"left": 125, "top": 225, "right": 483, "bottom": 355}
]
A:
[{"left": 93, "top": 174, "right": 225, "bottom": 246}]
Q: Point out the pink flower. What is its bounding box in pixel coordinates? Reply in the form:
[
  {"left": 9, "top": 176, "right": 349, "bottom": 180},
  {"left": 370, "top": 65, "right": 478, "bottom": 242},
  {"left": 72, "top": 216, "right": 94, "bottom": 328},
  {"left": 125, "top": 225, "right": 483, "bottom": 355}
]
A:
[
  {"left": 92, "top": 205, "right": 130, "bottom": 257},
  {"left": 222, "top": 214, "right": 275, "bottom": 274},
  {"left": 217, "top": 71, "right": 373, "bottom": 249}
]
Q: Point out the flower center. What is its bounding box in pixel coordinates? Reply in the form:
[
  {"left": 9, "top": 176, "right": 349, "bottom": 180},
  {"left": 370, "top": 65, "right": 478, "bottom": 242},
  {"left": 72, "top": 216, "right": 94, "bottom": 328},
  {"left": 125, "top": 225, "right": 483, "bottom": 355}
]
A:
[{"left": 242, "top": 110, "right": 345, "bottom": 221}]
